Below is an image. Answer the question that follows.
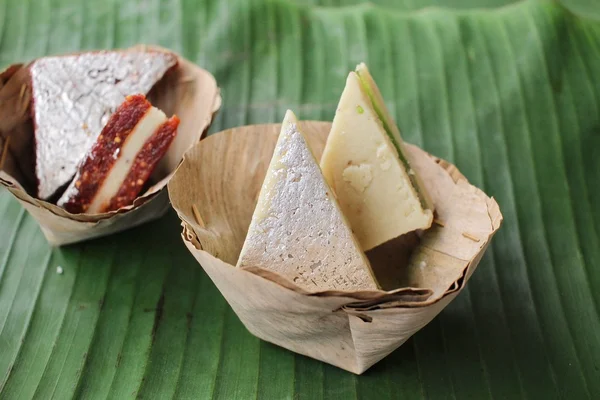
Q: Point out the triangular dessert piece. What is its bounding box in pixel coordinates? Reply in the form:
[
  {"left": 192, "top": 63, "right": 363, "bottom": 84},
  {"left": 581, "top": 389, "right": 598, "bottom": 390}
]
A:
[
  {"left": 57, "top": 95, "right": 179, "bottom": 214},
  {"left": 355, "top": 63, "right": 434, "bottom": 213},
  {"left": 237, "top": 110, "right": 379, "bottom": 292},
  {"left": 320, "top": 65, "right": 433, "bottom": 251},
  {"left": 30, "top": 49, "right": 177, "bottom": 199}
]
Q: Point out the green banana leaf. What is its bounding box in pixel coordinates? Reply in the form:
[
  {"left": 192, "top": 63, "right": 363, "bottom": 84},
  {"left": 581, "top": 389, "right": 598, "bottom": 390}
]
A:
[{"left": 1, "top": 0, "right": 599, "bottom": 398}]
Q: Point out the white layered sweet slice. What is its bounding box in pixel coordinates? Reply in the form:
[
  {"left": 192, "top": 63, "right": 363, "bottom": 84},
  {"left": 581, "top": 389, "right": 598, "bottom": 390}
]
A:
[
  {"left": 320, "top": 68, "right": 433, "bottom": 251},
  {"left": 237, "top": 110, "right": 379, "bottom": 292}
]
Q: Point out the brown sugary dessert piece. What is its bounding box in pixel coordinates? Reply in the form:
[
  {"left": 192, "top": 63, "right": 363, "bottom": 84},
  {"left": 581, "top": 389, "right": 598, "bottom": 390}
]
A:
[
  {"left": 57, "top": 94, "right": 179, "bottom": 214},
  {"left": 106, "top": 115, "right": 180, "bottom": 212},
  {"left": 31, "top": 49, "right": 178, "bottom": 199}
]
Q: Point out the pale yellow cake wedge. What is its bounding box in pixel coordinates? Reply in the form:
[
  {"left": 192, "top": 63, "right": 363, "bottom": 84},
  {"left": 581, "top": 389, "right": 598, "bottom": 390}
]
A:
[
  {"left": 237, "top": 110, "right": 379, "bottom": 292},
  {"left": 355, "top": 63, "right": 434, "bottom": 212},
  {"left": 320, "top": 66, "right": 434, "bottom": 251}
]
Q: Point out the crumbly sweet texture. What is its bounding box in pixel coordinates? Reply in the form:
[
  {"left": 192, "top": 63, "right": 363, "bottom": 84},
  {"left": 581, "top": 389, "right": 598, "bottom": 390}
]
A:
[
  {"left": 31, "top": 49, "right": 177, "bottom": 199},
  {"left": 237, "top": 110, "right": 378, "bottom": 292},
  {"left": 106, "top": 115, "right": 179, "bottom": 211},
  {"left": 320, "top": 71, "right": 433, "bottom": 251},
  {"left": 58, "top": 95, "right": 151, "bottom": 213},
  {"left": 58, "top": 94, "right": 178, "bottom": 214}
]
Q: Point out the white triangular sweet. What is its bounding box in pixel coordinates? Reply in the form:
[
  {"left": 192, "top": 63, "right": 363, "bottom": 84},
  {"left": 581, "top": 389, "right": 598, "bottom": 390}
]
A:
[
  {"left": 237, "top": 110, "right": 378, "bottom": 292},
  {"left": 320, "top": 68, "right": 433, "bottom": 251}
]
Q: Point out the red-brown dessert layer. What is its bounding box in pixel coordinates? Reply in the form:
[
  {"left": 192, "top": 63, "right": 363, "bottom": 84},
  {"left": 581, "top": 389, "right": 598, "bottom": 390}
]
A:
[
  {"left": 60, "top": 94, "right": 151, "bottom": 213},
  {"left": 106, "top": 116, "right": 179, "bottom": 211}
]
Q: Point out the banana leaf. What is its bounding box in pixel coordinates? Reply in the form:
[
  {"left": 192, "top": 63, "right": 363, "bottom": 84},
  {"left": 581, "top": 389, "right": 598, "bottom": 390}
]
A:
[{"left": 0, "top": 0, "right": 599, "bottom": 398}]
